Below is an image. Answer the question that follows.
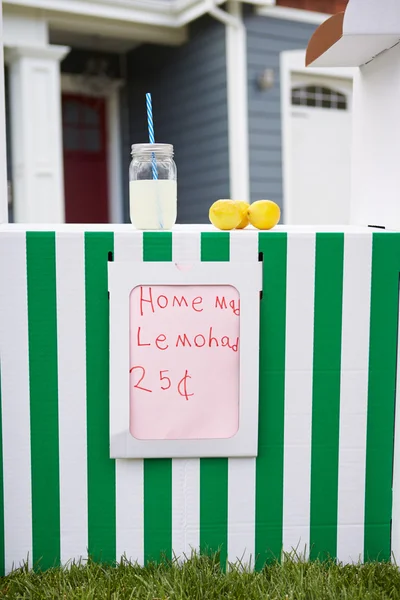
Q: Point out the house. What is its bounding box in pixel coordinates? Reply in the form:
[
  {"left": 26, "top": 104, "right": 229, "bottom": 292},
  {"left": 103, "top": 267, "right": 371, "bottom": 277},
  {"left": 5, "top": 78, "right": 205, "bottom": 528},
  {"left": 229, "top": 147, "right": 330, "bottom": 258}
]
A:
[{"left": 0, "top": 0, "right": 353, "bottom": 225}]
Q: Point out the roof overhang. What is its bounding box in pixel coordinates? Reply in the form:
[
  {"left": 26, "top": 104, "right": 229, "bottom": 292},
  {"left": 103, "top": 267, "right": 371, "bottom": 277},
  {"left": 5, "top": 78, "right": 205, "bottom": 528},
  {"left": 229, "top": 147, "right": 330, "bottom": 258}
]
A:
[
  {"left": 3, "top": 0, "right": 257, "bottom": 28},
  {"left": 306, "top": 0, "right": 400, "bottom": 68}
]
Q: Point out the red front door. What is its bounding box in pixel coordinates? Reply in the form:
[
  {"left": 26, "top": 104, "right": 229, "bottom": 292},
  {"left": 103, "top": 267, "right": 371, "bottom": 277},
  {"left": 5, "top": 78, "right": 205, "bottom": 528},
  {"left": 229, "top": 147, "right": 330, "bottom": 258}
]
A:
[{"left": 62, "top": 94, "right": 109, "bottom": 223}]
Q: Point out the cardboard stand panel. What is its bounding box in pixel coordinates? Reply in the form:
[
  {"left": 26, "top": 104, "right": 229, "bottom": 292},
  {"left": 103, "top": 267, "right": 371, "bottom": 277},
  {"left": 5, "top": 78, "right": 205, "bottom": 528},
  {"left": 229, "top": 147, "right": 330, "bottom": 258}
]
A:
[
  {"left": 109, "top": 260, "right": 262, "bottom": 459},
  {"left": 0, "top": 225, "right": 398, "bottom": 573},
  {"left": 303, "top": 0, "right": 400, "bottom": 562},
  {"left": 350, "top": 47, "right": 400, "bottom": 229}
]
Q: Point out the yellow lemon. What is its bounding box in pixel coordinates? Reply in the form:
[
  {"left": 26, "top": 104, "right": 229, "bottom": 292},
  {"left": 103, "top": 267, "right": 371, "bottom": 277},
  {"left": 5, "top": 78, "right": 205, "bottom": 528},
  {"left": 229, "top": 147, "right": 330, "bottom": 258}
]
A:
[
  {"left": 209, "top": 200, "right": 242, "bottom": 231},
  {"left": 234, "top": 201, "right": 250, "bottom": 229},
  {"left": 248, "top": 200, "right": 280, "bottom": 230}
]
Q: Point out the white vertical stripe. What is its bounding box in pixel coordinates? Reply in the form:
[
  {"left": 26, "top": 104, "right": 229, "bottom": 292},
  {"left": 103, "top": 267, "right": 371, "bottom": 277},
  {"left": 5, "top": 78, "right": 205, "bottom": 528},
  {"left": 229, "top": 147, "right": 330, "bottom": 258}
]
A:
[
  {"left": 0, "top": 232, "right": 32, "bottom": 572},
  {"left": 114, "top": 232, "right": 144, "bottom": 565},
  {"left": 115, "top": 457, "right": 144, "bottom": 564},
  {"left": 56, "top": 233, "right": 88, "bottom": 565},
  {"left": 337, "top": 233, "right": 372, "bottom": 564},
  {"left": 228, "top": 230, "right": 258, "bottom": 567},
  {"left": 172, "top": 458, "right": 200, "bottom": 560},
  {"left": 172, "top": 230, "right": 201, "bottom": 560},
  {"left": 283, "top": 233, "right": 315, "bottom": 558},
  {"left": 228, "top": 458, "right": 256, "bottom": 566}
]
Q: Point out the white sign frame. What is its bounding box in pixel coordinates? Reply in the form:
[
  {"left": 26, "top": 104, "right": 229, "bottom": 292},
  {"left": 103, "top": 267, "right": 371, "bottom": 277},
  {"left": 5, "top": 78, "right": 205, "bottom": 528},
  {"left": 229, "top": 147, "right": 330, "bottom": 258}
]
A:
[{"left": 108, "top": 261, "right": 262, "bottom": 458}]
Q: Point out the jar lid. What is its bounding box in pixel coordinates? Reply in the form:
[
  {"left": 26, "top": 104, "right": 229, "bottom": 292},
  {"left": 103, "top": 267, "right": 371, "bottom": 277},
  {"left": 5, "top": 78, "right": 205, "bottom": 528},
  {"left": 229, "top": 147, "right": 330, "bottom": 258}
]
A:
[{"left": 131, "top": 143, "right": 174, "bottom": 156}]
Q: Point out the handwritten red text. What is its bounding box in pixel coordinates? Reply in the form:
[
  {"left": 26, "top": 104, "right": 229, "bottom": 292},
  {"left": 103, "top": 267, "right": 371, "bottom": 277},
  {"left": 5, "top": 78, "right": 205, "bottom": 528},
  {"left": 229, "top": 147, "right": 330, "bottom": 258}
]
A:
[
  {"left": 139, "top": 286, "right": 204, "bottom": 316},
  {"left": 215, "top": 296, "right": 240, "bottom": 315},
  {"left": 135, "top": 326, "right": 239, "bottom": 352},
  {"left": 130, "top": 366, "right": 194, "bottom": 401}
]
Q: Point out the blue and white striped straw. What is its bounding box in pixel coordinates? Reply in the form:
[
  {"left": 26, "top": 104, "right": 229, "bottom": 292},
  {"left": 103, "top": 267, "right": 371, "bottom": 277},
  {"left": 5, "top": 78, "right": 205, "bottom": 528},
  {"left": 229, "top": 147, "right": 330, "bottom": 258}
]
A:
[
  {"left": 146, "top": 92, "right": 158, "bottom": 181},
  {"left": 145, "top": 92, "right": 163, "bottom": 229}
]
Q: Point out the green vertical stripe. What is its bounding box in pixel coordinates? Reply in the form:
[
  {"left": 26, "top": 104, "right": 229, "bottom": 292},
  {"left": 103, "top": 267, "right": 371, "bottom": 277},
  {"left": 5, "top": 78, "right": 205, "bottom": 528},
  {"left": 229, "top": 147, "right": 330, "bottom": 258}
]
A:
[
  {"left": 0, "top": 364, "right": 5, "bottom": 576},
  {"left": 200, "top": 232, "right": 229, "bottom": 569},
  {"left": 143, "top": 231, "right": 173, "bottom": 263},
  {"left": 364, "top": 233, "right": 400, "bottom": 561},
  {"left": 26, "top": 232, "right": 60, "bottom": 568},
  {"left": 143, "top": 232, "right": 172, "bottom": 563},
  {"left": 200, "top": 232, "right": 230, "bottom": 263},
  {"left": 85, "top": 233, "right": 115, "bottom": 562},
  {"left": 310, "top": 233, "right": 344, "bottom": 561},
  {"left": 255, "top": 233, "right": 287, "bottom": 568}
]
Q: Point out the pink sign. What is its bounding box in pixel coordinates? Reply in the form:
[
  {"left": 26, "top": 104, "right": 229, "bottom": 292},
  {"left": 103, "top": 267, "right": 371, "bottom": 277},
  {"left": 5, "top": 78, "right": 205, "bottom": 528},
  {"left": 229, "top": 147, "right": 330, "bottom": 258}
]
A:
[{"left": 129, "top": 285, "right": 240, "bottom": 440}]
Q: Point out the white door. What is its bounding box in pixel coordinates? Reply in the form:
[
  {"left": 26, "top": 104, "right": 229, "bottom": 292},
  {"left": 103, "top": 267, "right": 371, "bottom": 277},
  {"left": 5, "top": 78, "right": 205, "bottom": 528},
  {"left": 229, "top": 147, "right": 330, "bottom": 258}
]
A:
[{"left": 288, "top": 74, "right": 353, "bottom": 225}]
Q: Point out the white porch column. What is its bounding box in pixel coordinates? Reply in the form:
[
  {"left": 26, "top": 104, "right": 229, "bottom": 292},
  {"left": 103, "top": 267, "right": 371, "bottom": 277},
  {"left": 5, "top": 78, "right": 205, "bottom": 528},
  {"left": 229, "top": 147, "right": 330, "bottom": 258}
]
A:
[
  {"left": 225, "top": 0, "right": 250, "bottom": 201},
  {"left": 5, "top": 44, "right": 69, "bottom": 223},
  {"left": 0, "top": 1, "right": 8, "bottom": 223}
]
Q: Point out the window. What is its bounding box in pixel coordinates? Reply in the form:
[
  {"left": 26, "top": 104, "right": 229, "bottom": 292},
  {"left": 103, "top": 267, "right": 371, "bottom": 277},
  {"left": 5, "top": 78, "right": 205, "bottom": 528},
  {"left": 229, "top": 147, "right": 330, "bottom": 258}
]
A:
[
  {"left": 291, "top": 85, "right": 348, "bottom": 110},
  {"left": 62, "top": 97, "right": 103, "bottom": 153}
]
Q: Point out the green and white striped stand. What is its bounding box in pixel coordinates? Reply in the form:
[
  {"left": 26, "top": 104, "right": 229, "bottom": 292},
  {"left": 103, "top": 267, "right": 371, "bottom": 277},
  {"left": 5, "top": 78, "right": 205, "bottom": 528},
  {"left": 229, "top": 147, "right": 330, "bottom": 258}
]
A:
[{"left": 0, "top": 224, "right": 399, "bottom": 574}]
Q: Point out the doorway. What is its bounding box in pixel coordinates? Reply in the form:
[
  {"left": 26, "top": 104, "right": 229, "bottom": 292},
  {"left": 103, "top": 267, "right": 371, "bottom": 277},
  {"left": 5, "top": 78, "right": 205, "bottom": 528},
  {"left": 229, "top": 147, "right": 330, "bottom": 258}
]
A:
[
  {"left": 280, "top": 50, "right": 355, "bottom": 225},
  {"left": 289, "top": 73, "right": 353, "bottom": 225},
  {"left": 62, "top": 94, "right": 109, "bottom": 223}
]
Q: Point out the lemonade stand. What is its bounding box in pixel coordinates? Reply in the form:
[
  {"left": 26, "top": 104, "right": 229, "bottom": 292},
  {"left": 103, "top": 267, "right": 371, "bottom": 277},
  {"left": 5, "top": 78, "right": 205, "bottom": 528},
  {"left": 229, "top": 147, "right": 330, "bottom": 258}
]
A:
[{"left": 0, "top": 0, "right": 399, "bottom": 576}]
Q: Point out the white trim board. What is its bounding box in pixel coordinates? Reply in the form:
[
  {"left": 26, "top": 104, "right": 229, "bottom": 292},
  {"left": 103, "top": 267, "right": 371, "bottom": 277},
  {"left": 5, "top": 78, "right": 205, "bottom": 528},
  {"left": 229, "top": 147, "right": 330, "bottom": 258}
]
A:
[
  {"left": 280, "top": 50, "right": 356, "bottom": 225},
  {"left": 257, "top": 5, "right": 331, "bottom": 24},
  {"left": 0, "top": 1, "right": 8, "bottom": 224},
  {"left": 61, "top": 74, "right": 124, "bottom": 224},
  {"left": 178, "top": 0, "right": 225, "bottom": 26},
  {"left": 5, "top": 0, "right": 222, "bottom": 28},
  {"left": 0, "top": 224, "right": 380, "bottom": 234},
  {"left": 5, "top": 0, "right": 180, "bottom": 27},
  {"left": 4, "top": 0, "right": 279, "bottom": 30},
  {"left": 282, "top": 50, "right": 357, "bottom": 79},
  {"left": 226, "top": 0, "right": 250, "bottom": 201}
]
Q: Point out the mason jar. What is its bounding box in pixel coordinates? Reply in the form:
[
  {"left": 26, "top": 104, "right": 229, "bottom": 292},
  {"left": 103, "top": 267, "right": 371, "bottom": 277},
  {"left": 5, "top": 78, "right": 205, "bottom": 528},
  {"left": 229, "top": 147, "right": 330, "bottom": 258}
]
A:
[{"left": 129, "top": 143, "right": 177, "bottom": 230}]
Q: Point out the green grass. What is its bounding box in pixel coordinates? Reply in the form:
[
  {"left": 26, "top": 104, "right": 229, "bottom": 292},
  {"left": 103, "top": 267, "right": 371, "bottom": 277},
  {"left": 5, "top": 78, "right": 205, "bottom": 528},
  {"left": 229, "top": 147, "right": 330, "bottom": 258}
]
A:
[{"left": 1, "top": 553, "right": 400, "bottom": 599}]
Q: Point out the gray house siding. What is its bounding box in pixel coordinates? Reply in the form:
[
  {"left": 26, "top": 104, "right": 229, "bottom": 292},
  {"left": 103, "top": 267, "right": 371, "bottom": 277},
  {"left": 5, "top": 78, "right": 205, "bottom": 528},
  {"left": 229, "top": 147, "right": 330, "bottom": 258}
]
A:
[
  {"left": 4, "top": 68, "right": 13, "bottom": 222},
  {"left": 245, "top": 12, "right": 316, "bottom": 215},
  {"left": 127, "top": 15, "right": 229, "bottom": 224}
]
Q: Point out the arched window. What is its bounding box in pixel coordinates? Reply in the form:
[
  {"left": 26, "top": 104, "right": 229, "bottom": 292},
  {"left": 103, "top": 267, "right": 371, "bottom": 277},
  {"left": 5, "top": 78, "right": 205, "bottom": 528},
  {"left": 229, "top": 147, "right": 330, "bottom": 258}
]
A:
[{"left": 291, "top": 85, "right": 348, "bottom": 110}]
